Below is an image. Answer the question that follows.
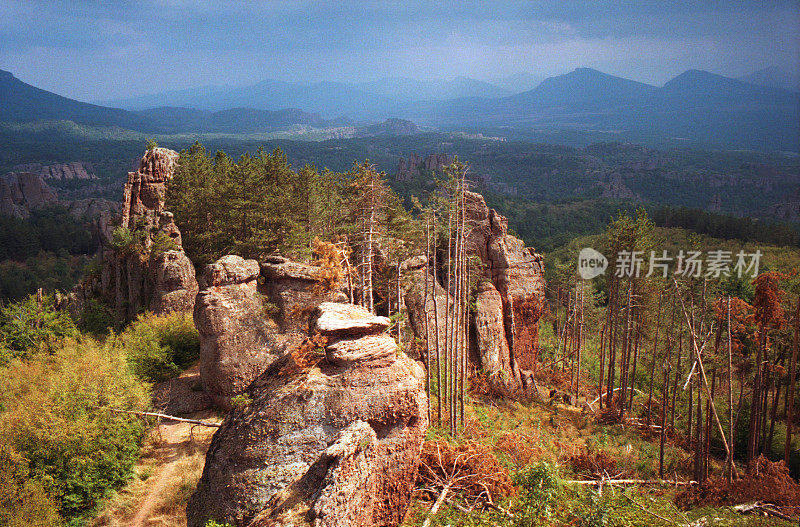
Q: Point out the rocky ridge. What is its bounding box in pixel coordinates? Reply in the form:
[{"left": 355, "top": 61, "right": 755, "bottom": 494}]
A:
[{"left": 0, "top": 171, "right": 58, "bottom": 218}]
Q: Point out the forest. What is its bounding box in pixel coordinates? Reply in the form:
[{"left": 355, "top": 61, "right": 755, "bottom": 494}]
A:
[{"left": 1, "top": 141, "right": 799, "bottom": 526}]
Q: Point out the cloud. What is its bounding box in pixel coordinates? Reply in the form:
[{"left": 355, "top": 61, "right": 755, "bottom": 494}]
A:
[{"left": 0, "top": 0, "right": 797, "bottom": 100}]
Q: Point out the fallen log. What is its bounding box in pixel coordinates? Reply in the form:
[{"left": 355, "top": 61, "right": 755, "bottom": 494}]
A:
[
  {"left": 100, "top": 407, "right": 221, "bottom": 428},
  {"left": 563, "top": 478, "right": 697, "bottom": 486},
  {"left": 731, "top": 501, "right": 794, "bottom": 521},
  {"left": 421, "top": 480, "right": 452, "bottom": 527}
]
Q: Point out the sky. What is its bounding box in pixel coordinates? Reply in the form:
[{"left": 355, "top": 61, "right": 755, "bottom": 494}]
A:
[{"left": 1, "top": 0, "right": 798, "bottom": 101}]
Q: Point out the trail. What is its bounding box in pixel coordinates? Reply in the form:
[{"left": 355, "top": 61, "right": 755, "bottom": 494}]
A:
[
  {"left": 93, "top": 363, "right": 219, "bottom": 527},
  {"left": 128, "top": 421, "right": 185, "bottom": 527}
]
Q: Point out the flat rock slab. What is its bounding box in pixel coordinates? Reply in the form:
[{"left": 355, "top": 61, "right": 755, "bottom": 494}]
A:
[
  {"left": 326, "top": 334, "right": 397, "bottom": 367},
  {"left": 314, "top": 302, "right": 390, "bottom": 337}
]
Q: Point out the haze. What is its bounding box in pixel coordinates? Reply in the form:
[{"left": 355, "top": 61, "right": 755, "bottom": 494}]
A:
[{"left": 1, "top": 0, "right": 799, "bottom": 102}]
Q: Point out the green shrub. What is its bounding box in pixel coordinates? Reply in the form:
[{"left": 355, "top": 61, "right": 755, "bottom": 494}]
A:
[
  {"left": 119, "top": 311, "right": 200, "bottom": 383},
  {"left": 0, "top": 293, "right": 78, "bottom": 363},
  {"left": 512, "top": 461, "right": 563, "bottom": 523},
  {"left": 110, "top": 227, "right": 144, "bottom": 256},
  {"left": 0, "top": 338, "right": 149, "bottom": 523},
  {"left": 79, "top": 298, "right": 115, "bottom": 336},
  {"left": 150, "top": 232, "right": 180, "bottom": 258}
]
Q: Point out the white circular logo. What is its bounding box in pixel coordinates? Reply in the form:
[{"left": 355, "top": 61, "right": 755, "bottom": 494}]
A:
[{"left": 577, "top": 248, "right": 608, "bottom": 279}]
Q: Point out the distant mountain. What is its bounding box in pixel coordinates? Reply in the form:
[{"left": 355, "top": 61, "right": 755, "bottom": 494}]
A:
[
  {"left": 737, "top": 66, "right": 799, "bottom": 93},
  {"left": 0, "top": 70, "right": 148, "bottom": 129},
  {"left": 491, "top": 72, "right": 544, "bottom": 94},
  {"left": 103, "top": 76, "right": 509, "bottom": 118},
  {"left": 95, "top": 85, "right": 233, "bottom": 111},
  {"left": 355, "top": 76, "right": 510, "bottom": 101},
  {"left": 135, "top": 107, "right": 349, "bottom": 134},
  {"left": 105, "top": 79, "right": 400, "bottom": 120},
  {"left": 507, "top": 67, "right": 658, "bottom": 109}
]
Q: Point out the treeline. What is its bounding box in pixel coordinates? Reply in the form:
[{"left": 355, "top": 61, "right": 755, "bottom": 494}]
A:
[
  {"left": 166, "top": 143, "right": 412, "bottom": 267},
  {"left": 0, "top": 205, "right": 97, "bottom": 260},
  {"left": 653, "top": 206, "right": 799, "bottom": 247}
]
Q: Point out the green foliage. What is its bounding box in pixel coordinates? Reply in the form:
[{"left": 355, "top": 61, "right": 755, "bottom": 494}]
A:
[
  {"left": 0, "top": 253, "right": 91, "bottom": 304},
  {"left": 110, "top": 226, "right": 144, "bottom": 256},
  {"left": 146, "top": 138, "right": 158, "bottom": 151},
  {"left": 204, "top": 520, "right": 234, "bottom": 527},
  {"left": 0, "top": 337, "right": 149, "bottom": 523},
  {"left": 0, "top": 205, "right": 97, "bottom": 262},
  {"left": 230, "top": 394, "right": 253, "bottom": 410},
  {"left": 149, "top": 231, "right": 180, "bottom": 257},
  {"left": 512, "top": 461, "right": 563, "bottom": 522},
  {"left": 78, "top": 298, "right": 115, "bottom": 336},
  {"left": 119, "top": 311, "right": 200, "bottom": 383},
  {"left": 0, "top": 292, "right": 78, "bottom": 363}
]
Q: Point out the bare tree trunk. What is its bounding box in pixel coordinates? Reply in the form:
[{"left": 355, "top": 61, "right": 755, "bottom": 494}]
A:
[
  {"left": 628, "top": 313, "right": 642, "bottom": 411},
  {"left": 786, "top": 298, "right": 800, "bottom": 464},
  {"left": 432, "top": 214, "right": 442, "bottom": 425},
  {"left": 607, "top": 278, "right": 619, "bottom": 408},
  {"left": 767, "top": 358, "right": 783, "bottom": 457},
  {"left": 424, "top": 217, "right": 432, "bottom": 425},
  {"left": 619, "top": 279, "right": 634, "bottom": 419},
  {"left": 748, "top": 327, "right": 766, "bottom": 467},
  {"left": 647, "top": 292, "right": 664, "bottom": 425},
  {"left": 660, "top": 290, "right": 676, "bottom": 478},
  {"left": 672, "top": 311, "right": 684, "bottom": 432},
  {"left": 727, "top": 296, "right": 734, "bottom": 482},
  {"left": 694, "top": 377, "right": 703, "bottom": 484}
]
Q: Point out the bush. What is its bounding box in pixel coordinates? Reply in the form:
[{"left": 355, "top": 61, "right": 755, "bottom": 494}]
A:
[
  {"left": 110, "top": 227, "right": 144, "bottom": 256},
  {"left": 0, "top": 292, "right": 78, "bottom": 364},
  {"left": 119, "top": 311, "right": 200, "bottom": 383},
  {"left": 0, "top": 338, "right": 150, "bottom": 523},
  {"left": 512, "top": 461, "right": 563, "bottom": 522}
]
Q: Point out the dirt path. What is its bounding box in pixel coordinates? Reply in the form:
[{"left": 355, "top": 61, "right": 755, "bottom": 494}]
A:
[
  {"left": 92, "top": 364, "right": 220, "bottom": 527},
  {"left": 128, "top": 421, "right": 186, "bottom": 527}
]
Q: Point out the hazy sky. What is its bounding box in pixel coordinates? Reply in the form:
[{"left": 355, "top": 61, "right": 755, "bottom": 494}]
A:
[{"left": 1, "top": 0, "right": 798, "bottom": 101}]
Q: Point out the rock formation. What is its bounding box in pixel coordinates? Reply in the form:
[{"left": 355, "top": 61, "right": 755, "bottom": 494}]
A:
[
  {"left": 187, "top": 301, "right": 427, "bottom": 527},
  {"left": 395, "top": 152, "right": 453, "bottom": 182},
  {"left": 0, "top": 172, "right": 58, "bottom": 218},
  {"left": 12, "top": 161, "right": 96, "bottom": 181},
  {"left": 402, "top": 191, "right": 545, "bottom": 393},
  {"left": 67, "top": 148, "right": 198, "bottom": 322},
  {"left": 194, "top": 255, "right": 348, "bottom": 407}
]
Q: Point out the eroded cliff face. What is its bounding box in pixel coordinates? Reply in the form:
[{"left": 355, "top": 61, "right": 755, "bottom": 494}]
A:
[
  {"left": 187, "top": 301, "right": 427, "bottom": 527},
  {"left": 68, "top": 148, "right": 198, "bottom": 322},
  {"left": 0, "top": 172, "right": 58, "bottom": 218},
  {"left": 402, "top": 191, "right": 545, "bottom": 394}
]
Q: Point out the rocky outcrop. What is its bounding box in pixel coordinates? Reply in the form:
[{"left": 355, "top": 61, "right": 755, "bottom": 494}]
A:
[
  {"left": 67, "top": 148, "right": 197, "bottom": 323},
  {"left": 0, "top": 172, "right": 58, "bottom": 218},
  {"left": 187, "top": 301, "right": 427, "bottom": 527},
  {"left": 402, "top": 191, "right": 545, "bottom": 393},
  {"left": 195, "top": 255, "right": 285, "bottom": 408},
  {"left": 464, "top": 191, "right": 544, "bottom": 380},
  {"left": 12, "top": 161, "right": 96, "bottom": 180},
  {"left": 395, "top": 153, "right": 453, "bottom": 181},
  {"left": 195, "top": 255, "right": 348, "bottom": 406},
  {"left": 121, "top": 147, "right": 180, "bottom": 229}
]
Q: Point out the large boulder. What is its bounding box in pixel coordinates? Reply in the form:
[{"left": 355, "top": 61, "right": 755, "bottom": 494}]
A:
[
  {"left": 195, "top": 257, "right": 351, "bottom": 407},
  {"left": 187, "top": 302, "right": 427, "bottom": 527},
  {"left": 195, "top": 255, "right": 288, "bottom": 408}
]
